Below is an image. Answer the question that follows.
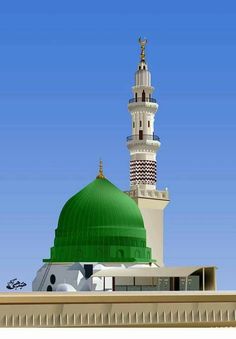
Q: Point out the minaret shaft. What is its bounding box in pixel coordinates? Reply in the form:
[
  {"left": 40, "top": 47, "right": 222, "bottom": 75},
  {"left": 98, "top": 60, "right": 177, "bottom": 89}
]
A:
[{"left": 126, "top": 38, "right": 169, "bottom": 266}]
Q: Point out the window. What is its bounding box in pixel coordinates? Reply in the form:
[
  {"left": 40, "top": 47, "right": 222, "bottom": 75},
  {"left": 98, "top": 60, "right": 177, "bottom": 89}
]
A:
[
  {"left": 84, "top": 264, "right": 93, "bottom": 279},
  {"left": 133, "top": 122, "right": 135, "bottom": 128},
  {"left": 50, "top": 274, "right": 56, "bottom": 284},
  {"left": 116, "top": 249, "right": 124, "bottom": 258},
  {"left": 142, "top": 90, "right": 145, "bottom": 102},
  {"left": 47, "top": 285, "right": 52, "bottom": 291},
  {"left": 140, "top": 121, "right": 142, "bottom": 127},
  {"left": 148, "top": 121, "right": 150, "bottom": 128}
]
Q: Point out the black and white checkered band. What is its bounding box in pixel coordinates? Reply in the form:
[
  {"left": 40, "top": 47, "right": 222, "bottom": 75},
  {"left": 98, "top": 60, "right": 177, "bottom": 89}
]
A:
[{"left": 130, "top": 160, "right": 156, "bottom": 185}]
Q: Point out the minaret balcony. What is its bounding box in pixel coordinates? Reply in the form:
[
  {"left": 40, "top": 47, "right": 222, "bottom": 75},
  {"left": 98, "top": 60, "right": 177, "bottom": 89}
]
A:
[
  {"left": 129, "top": 97, "right": 157, "bottom": 103},
  {"left": 126, "top": 134, "right": 160, "bottom": 142},
  {"left": 128, "top": 97, "right": 158, "bottom": 114}
]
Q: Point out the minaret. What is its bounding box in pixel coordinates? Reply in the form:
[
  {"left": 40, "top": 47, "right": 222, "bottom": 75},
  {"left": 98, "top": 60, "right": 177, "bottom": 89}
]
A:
[
  {"left": 126, "top": 38, "right": 169, "bottom": 266},
  {"left": 127, "top": 37, "right": 159, "bottom": 191}
]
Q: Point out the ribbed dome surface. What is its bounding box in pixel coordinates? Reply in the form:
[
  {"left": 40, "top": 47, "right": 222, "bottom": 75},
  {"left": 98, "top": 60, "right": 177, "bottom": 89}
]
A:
[{"left": 44, "top": 177, "right": 152, "bottom": 263}]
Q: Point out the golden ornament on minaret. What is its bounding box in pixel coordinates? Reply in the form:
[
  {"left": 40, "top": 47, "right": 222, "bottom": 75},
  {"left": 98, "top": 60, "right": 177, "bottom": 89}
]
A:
[
  {"left": 139, "top": 37, "right": 148, "bottom": 63},
  {"left": 96, "top": 159, "right": 105, "bottom": 179}
]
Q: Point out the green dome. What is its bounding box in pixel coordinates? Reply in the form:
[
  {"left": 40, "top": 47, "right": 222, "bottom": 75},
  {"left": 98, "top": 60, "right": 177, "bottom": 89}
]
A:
[{"left": 44, "top": 177, "right": 153, "bottom": 263}]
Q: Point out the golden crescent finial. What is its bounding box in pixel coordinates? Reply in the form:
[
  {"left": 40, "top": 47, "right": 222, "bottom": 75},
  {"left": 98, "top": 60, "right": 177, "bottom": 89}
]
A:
[
  {"left": 138, "top": 37, "right": 148, "bottom": 63},
  {"left": 96, "top": 159, "right": 105, "bottom": 179}
]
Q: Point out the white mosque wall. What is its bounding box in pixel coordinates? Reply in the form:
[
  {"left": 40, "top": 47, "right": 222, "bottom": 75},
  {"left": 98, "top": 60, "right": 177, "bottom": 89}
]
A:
[
  {"left": 56, "top": 283, "right": 76, "bottom": 292},
  {"left": 32, "top": 262, "right": 130, "bottom": 292},
  {"left": 32, "top": 263, "right": 84, "bottom": 292}
]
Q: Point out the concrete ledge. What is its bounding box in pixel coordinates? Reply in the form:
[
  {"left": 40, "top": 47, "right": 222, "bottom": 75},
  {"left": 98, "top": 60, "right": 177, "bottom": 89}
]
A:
[{"left": 0, "top": 291, "right": 236, "bottom": 327}]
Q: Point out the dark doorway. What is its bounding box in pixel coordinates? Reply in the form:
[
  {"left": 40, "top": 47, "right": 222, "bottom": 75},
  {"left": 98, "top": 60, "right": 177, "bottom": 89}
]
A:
[
  {"left": 142, "top": 90, "right": 145, "bottom": 102},
  {"left": 139, "top": 130, "right": 143, "bottom": 140},
  {"left": 84, "top": 264, "right": 93, "bottom": 279},
  {"left": 174, "top": 277, "right": 180, "bottom": 291}
]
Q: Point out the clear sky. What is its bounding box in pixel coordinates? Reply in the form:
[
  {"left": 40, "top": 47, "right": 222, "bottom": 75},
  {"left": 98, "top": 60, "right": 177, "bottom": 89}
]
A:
[{"left": 1, "top": 0, "right": 236, "bottom": 291}]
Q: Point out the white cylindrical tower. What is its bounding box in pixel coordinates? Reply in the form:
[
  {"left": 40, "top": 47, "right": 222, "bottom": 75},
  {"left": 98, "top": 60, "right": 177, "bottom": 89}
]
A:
[
  {"left": 127, "top": 37, "right": 160, "bottom": 192},
  {"left": 126, "top": 38, "right": 169, "bottom": 266}
]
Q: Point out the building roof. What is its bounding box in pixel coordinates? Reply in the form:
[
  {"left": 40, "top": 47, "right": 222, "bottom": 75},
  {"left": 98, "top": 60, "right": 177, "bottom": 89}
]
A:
[
  {"left": 92, "top": 266, "right": 216, "bottom": 278},
  {"left": 44, "top": 175, "right": 153, "bottom": 263}
]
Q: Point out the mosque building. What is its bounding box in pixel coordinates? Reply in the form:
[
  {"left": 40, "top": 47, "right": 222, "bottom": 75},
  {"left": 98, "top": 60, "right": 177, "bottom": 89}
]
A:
[{"left": 32, "top": 38, "right": 216, "bottom": 293}]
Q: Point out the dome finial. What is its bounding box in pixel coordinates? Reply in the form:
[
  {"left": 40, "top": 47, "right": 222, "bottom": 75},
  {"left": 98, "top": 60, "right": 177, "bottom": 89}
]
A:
[
  {"left": 97, "top": 158, "right": 105, "bottom": 179},
  {"left": 138, "top": 37, "right": 148, "bottom": 63}
]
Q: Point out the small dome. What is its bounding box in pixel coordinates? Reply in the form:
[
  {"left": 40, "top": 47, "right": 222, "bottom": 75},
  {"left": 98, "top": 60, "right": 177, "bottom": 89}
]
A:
[
  {"left": 56, "top": 284, "right": 76, "bottom": 292},
  {"left": 44, "top": 176, "right": 152, "bottom": 263}
]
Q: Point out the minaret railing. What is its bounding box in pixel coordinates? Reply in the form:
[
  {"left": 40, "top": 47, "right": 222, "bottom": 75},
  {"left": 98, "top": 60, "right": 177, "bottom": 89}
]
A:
[
  {"left": 127, "top": 134, "right": 160, "bottom": 142},
  {"left": 129, "top": 97, "right": 157, "bottom": 103}
]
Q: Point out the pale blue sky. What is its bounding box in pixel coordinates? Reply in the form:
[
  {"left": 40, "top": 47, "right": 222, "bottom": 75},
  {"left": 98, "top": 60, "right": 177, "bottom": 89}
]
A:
[{"left": 1, "top": 0, "right": 236, "bottom": 290}]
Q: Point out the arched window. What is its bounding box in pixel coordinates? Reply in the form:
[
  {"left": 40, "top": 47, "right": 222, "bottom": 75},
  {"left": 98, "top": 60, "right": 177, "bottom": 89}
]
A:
[
  {"left": 47, "top": 285, "right": 52, "bottom": 291},
  {"left": 117, "top": 249, "right": 124, "bottom": 259},
  {"left": 148, "top": 121, "right": 150, "bottom": 128},
  {"left": 142, "top": 90, "right": 145, "bottom": 102},
  {"left": 133, "top": 121, "right": 135, "bottom": 128},
  {"left": 135, "top": 93, "right": 137, "bottom": 102},
  {"left": 50, "top": 274, "right": 56, "bottom": 284}
]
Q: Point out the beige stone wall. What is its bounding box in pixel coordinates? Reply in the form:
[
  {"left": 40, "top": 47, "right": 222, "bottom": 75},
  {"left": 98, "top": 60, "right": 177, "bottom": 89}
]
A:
[
  {"left": 0, "top": 292, "right": 236, "bottom": 327},
  {"left": 136, "top": 197, "right": 169, "bottom": 266}
]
